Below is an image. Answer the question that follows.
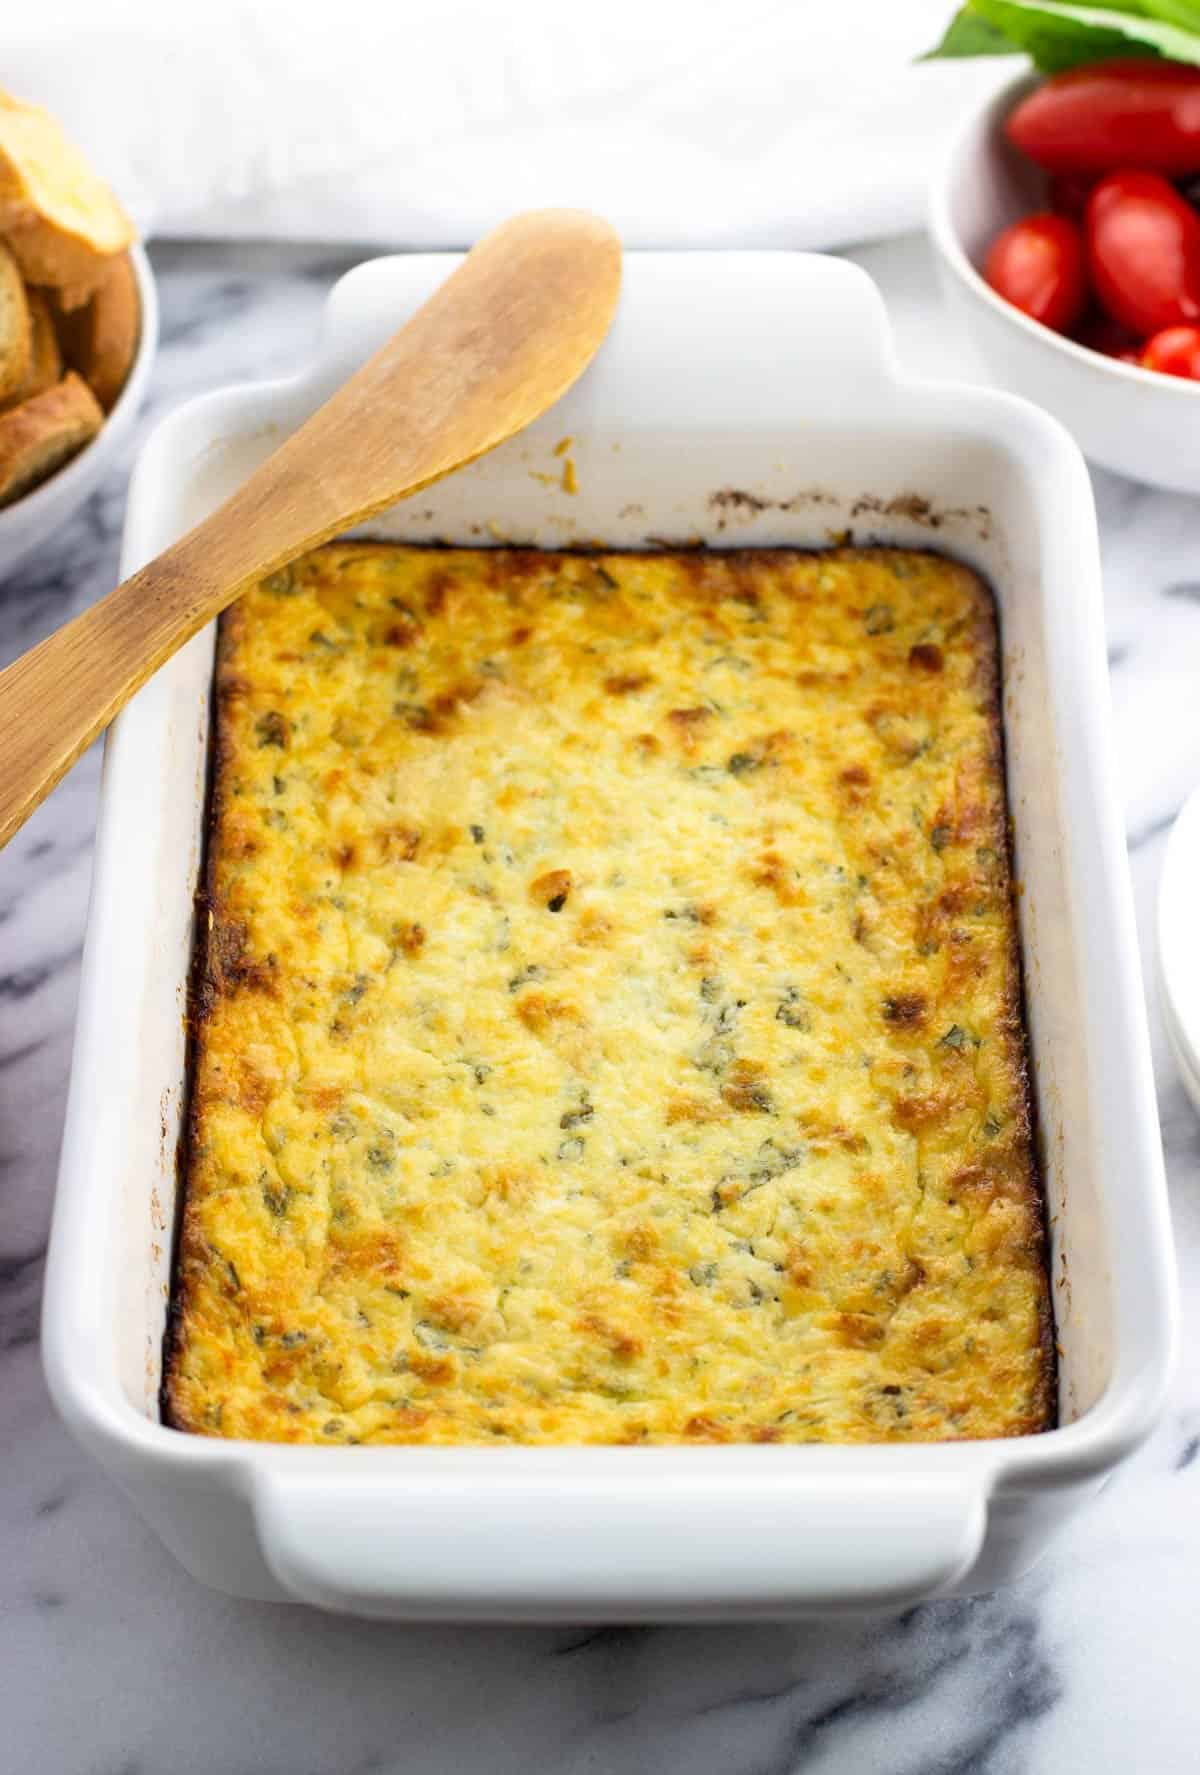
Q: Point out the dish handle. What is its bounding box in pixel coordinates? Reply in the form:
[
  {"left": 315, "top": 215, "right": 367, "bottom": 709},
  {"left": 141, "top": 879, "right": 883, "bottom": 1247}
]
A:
[{"left": 253, "top": 1469, "right": 987, "bottom": 1617}]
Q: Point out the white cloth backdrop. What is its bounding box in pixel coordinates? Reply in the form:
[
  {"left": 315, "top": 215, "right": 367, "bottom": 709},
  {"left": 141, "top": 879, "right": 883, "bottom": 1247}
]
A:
[{"left": 8, "top": 1, "right": 1017, "bottom": 248}]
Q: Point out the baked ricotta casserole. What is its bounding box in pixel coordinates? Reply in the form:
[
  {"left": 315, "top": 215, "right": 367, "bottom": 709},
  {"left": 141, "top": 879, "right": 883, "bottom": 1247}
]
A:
[{"left": 164, "top": 543, "right": 1054, "bottom": 1445}]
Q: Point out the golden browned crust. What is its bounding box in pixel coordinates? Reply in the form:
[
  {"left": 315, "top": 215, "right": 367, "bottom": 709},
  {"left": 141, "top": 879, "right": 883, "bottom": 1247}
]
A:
[
  {"left": 8, "top": 286, "right": 64, "bottom": 406},
  {"left": 164, "top": 545, "right": 1054, "bottom": 1446},
  {"left": 0, "top": 370, "right": 101, "bottom": 507},
  {"left": 52, "top": 250, "right": 139, "bottom": 411},
  {"left": 0, "top": 90, "right": 134, "bottom": 300},
  {"left": 0, "top": 238, "right": 31, "bottom": 402}
]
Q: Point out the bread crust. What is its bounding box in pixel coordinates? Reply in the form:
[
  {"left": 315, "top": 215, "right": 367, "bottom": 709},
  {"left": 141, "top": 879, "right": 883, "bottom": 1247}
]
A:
[
  {"left": 0, "top": 369, "right": 102, "bottom": 506},
  {"left": 0, "top": 91, "right": 133, "bottom": 301},
  {"left": 53, "top": 250, "right": 139, "bottom": 410},
  {"left": 0, "top": 239, "right": 31, "bottom": 402},
  {"left": 1, "top": 285, "right": 62, "bottom": 411}
]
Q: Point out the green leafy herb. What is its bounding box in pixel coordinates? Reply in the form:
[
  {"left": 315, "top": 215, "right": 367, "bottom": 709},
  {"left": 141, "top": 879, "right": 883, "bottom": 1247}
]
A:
[
  {"left": 921, "top": 8, "right": 1015, "bottom": 54},
  {"left": 923, "top": 0, "right": 1200, "bottom": 72}
]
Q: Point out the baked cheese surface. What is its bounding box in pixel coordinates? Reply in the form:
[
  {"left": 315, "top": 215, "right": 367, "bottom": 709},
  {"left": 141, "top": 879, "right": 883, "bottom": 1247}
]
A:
[{"left": 165, "top": 545, "right": 1053, "bottom": 1445}]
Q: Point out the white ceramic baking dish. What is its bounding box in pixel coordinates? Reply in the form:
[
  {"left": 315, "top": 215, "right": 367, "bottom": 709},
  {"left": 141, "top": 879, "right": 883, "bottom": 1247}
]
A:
[{"left": 42, "top": 252, "right": 1177, "bottom": 1620}]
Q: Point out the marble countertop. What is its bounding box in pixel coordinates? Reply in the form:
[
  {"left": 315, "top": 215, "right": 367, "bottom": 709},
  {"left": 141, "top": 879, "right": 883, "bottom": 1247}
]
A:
[{"left": 3, "top": 235, "right": 1197, "bottom": 1775}]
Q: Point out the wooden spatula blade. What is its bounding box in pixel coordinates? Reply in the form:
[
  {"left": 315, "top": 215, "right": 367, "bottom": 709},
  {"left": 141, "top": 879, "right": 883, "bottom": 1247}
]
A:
[{"left": 0, "top": 209, "right": 621, "bottom": 849}]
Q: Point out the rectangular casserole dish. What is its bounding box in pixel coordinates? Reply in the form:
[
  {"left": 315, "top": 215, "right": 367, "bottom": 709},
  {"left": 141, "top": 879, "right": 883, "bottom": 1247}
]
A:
[{"left": 42, "top": 252, "right": 1177, "bottom": 1619}]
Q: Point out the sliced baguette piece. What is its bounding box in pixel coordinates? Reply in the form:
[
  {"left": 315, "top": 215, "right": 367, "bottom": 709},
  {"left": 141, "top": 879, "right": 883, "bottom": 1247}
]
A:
[
  {"left": 53, "top": 250, "right": 139, "bottom": 410},
  {"left": 0, "top": 239, "right": 32, "bottom": 401},
  {"left": 0, "top": 371, "right": 102, "bottom": 507},
  {"left": 0, "top": 90, "right": 134, "bottom": 301},
  {"left": 1, "top": 286, "right": 62, "bottom": 411}
]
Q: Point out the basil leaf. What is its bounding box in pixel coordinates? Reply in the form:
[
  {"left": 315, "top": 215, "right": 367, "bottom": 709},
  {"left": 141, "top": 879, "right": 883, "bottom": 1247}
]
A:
[
  {"left": 924, "top": 0, "right": 1200, "bottom": 69},
  {"left": 920, "top": 7, "right": 1017, "bottom": 55},
  {"left": 1142, "top": 0, "right": 1200, "bottom": 30}
]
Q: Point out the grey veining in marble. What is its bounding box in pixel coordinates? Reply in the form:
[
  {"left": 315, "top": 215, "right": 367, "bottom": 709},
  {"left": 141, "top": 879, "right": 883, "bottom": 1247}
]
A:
[{"left": 1, "top": 235, "right": 1198, "bottom": 1775}]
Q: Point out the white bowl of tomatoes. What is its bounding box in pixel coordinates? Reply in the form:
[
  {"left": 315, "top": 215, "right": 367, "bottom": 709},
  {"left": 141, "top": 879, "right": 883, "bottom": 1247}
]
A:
[{"left": 931, "top": 60, "right": 1200, "bottom": 494}]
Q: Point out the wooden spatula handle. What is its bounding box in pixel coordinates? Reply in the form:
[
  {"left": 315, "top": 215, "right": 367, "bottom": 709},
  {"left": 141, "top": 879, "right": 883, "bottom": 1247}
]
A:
[
  {"left": 0, "top": 209, "right": 621, "bottom": 850},
  {"left": 0, "top": 553, "right": 210, "bottom": 845},
  {"left": 0, "top": 464, "right": 334, "bottom": 847}
]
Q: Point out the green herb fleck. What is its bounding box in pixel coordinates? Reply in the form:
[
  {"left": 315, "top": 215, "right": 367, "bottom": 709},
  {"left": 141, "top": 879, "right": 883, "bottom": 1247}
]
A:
[
  {"left": 776, "top": 988, "right": 810, "bottom": 1030},
  {"left": 393, "top": 700, "right": 433, "bottom": 729},
  {"left": 749, "top": 1138, "right": 805, "bottom": 1182},
  {"left": 254, "top": 710, "right": 289, "bottom": 748},
  {"left": 261, "top": 1179, "right": 290, "bottom": 1217},
  {"left": 864, "top": 603, "right": 894, "bottom": 635}
]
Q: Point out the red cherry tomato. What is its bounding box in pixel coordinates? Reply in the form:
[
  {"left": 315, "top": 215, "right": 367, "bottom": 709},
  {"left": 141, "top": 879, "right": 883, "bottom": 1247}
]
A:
[
  {"left": 1087, "top": 172, "right": 1200, "bottom": 334},
  {"left": 1048, "top": 171, "right": 1094, "bottom": 219},
  {"left": 1075, "top": 312, "right": 1143, "bottom": 362},
  {"left": 1141, "top": 325, "right": 1200, "bottom": 378},
  {"left": 984, "top": 213, "right": 1086, "bottom": 332},
  {"left": 1008, "top": 59, "right": 1200, "bottom": 176}
]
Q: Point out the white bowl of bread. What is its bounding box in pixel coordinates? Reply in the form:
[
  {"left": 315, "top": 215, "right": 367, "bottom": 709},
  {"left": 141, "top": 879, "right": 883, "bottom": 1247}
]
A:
[{"left": 0, "top": 90, "right": 156, "bottom": 583}]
